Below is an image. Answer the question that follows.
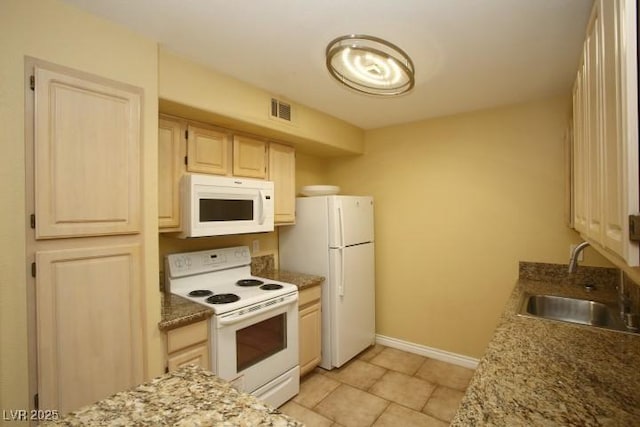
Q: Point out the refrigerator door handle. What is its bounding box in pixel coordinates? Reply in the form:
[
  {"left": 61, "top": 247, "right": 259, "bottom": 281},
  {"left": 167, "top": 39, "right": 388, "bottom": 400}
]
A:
[
  {"left": 338, "top": 204, "right": 345, "bottom": 248},
  {"left": 338, "top": 247, "right": 345, "bottom": 297}
]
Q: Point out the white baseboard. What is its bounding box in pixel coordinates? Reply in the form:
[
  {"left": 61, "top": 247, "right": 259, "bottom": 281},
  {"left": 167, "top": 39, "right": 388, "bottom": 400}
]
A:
[{"left": 375, "top": 334, "right": 479, "bottom": 370}]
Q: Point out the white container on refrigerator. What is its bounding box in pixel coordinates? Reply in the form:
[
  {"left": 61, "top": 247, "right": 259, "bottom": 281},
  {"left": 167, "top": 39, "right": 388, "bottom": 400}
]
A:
[{"left": 279, "top": 195, "right": 375, "bottom": 369}]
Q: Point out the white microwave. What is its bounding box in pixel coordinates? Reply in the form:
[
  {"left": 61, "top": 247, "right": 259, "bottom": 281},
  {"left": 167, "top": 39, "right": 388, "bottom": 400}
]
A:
[{"left": 179, "top": 174, "right": 274, "bottom": 238}]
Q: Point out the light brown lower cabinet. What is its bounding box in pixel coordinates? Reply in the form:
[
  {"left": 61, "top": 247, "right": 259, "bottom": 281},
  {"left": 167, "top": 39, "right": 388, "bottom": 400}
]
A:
[
  {"left": 298, "top": 285, "right": 322, "bottom": 376},
  {"left": 166, "top": 319, "right": 210, "bottom": 372}
]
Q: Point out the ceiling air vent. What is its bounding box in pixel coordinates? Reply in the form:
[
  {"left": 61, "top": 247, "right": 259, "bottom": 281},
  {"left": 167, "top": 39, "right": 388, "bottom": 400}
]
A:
[{"left": 270, "top": 98, "right": 292, "bottom": 122}]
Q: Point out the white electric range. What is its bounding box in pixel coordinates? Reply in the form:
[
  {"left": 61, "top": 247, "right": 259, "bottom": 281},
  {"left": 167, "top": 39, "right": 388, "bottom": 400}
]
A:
[{"left": 165, "top": 246, "right": 299, "bottom": 408}]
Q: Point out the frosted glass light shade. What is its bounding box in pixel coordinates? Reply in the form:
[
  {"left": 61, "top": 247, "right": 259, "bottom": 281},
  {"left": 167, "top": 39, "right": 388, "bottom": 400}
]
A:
[{"left": 326, "top": 34, "right": 415, "bottom": 96}]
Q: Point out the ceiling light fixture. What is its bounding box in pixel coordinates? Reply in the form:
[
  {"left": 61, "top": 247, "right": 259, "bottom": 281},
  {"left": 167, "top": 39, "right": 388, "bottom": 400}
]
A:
[{"left": 325, "top": 34, "right": 415, "bottom": 96}]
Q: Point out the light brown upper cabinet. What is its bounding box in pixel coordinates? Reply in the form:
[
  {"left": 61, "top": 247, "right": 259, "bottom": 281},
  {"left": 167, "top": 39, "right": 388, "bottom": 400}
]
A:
[
  {"left": 34, "top": 64, "right": 141, "bottom": 238},
  {"left": 572, "top": 0, "right": 639, "bottom": 265},
  {"left": 268, "top": 142, "right": 296, "bottom": 224},
  {"left": 186, "top": 124, "right": 231, "bottom": 175},
  {"left": 159, "top": 116, "right": 186, "bottom": 231},
  {"left": 233, "top": 135, "right": 267, "bottom": 179}
]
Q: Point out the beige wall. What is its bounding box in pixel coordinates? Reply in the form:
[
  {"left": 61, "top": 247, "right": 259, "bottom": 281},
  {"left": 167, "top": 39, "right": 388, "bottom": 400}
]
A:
[
  {"left": 294, "top": 152, "right": 331, "bottom": 195},
  {"left": 0, "top": 0, "right": 162, "bottom": 411},
  {"left": 327, "top": 96, "right": 612, "bottom": 358},
  {"left": 159, "top": 50, "right": 364, "bottom": 157}
]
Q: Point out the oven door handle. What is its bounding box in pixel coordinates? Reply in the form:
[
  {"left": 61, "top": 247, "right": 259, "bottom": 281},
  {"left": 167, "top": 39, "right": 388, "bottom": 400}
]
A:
[{"left": 217, "top": 297, "right": 296, "bottom": 326}]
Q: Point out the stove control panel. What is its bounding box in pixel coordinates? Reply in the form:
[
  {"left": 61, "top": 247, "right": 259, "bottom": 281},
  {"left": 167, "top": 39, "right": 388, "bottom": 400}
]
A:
[{"left": 166, "top": 246, "right": 251, "bottom": 278}]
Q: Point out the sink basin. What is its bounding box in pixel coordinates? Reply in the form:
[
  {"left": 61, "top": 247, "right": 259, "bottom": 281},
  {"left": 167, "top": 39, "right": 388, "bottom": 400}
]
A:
[{"left": 518, "top": 294, "right": 631, "bottom": 333}]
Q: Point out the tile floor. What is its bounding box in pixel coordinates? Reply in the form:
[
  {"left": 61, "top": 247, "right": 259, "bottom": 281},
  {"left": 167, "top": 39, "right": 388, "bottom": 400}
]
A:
[{"left": 279, "top": 344, "right": 475, "bottom": 427}]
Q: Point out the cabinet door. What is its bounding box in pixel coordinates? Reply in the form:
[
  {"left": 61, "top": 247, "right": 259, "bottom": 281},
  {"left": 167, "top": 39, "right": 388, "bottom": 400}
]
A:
[
  {"left": 233, "top": 135, "right": 267, "bottom": 178},
  {"left": 585, "top": 7, "right": 603, "bottom": 241},
  {"left": 600, "top": 0, "right": 625, "bottom": 256},
  {"left": 299, "top": 301, "right": 322, "bottom": 377},
  {"left": 572, "top": 65, "right": 587, "bottom": 234},
  {"left": 158, "top": 117, "right": 185, "bottom": 230},
  {"left": 186, "top": 125, "right": 230, "bottom": 175},
  {"left": 268, "top": 143, "right": 296, "bottom": 224},
  {"left": 36, "top": 244, "right": 144, "bottom": 415},
  {"left": 167, "top": 344, "right": 210, "bottom": 372},
  {"left": 34, "top": 65, "right": 141, "bottom": 238}
]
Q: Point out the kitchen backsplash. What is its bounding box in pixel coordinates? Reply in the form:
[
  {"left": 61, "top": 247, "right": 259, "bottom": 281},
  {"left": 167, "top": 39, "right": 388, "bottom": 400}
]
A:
[
  {"left": 518, "top": 261, "right": 619, "bottom": 288},
  {"left": 251, "top": 254, "right": 275, "bottom": 276}
]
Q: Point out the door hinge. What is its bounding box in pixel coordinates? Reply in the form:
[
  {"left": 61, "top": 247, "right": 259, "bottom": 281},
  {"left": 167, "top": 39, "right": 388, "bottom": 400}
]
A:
[
  {"left": 185, "top": 130, "right": 189, "bottom": 139},
  {"left": 31, "top": 262, "right": 36, "bottom": 278},
  {"left": 30, "top": 214, "right": 36, "bottom": 229},
  {"left": 184, "top": 155, "right": 188, "bottom": 166},
  {"left": 30, "top": 75, "right": 35, "bottom": 91},
  {"left": 629, "top": 215, "right": 640, "bottom": 242},
  {"left": 34, "top": 393, "right": 39, "bottom": 410}
]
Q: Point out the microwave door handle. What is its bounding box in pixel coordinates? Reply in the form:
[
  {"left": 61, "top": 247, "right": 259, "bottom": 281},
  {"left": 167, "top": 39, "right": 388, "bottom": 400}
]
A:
[{"left": 258, "top": 190, "right": 266, "bottom": 225}]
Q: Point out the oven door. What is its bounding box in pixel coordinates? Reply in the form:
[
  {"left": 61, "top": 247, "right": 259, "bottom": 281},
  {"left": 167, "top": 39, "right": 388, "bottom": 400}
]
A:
[{"left": 213, "top": 293, "right": 298, "bottom": 394}]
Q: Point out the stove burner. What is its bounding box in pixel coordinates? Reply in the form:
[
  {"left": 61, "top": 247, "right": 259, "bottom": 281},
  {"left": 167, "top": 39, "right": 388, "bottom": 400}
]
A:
[
  {"left": 260, "top": 283, "right": 283, "bottom": 291},
  {"left": 188, "top": 290, "right": 214, "bottom": 297},
  {"left": 236, "top": 279, "right": 264, "bottom": 287},
  {"left": 206, "top": 294, "right": 240, "bottom": 304}
]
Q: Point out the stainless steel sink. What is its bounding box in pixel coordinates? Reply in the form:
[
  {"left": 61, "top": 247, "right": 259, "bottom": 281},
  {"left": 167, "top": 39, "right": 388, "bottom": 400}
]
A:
[{"left": 517, "top": 294, "right": 632, "bottom": 333}]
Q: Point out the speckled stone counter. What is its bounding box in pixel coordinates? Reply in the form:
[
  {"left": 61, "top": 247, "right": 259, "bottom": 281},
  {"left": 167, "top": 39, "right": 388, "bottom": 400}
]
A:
[
  {"left": 43, "top": 365, "right": 302, "bottom": 426},
  {"left": 251, "top": 254, "right": 325, "bottom": 290},
  {"left": 256, "top": 269, "right": 324, "bottom": 290},
  {"left": 452, "top": 264, "right": 640, "bottom": 426},
  {"left": 158, "top": 294, "right": 213, "bottom": 331}
]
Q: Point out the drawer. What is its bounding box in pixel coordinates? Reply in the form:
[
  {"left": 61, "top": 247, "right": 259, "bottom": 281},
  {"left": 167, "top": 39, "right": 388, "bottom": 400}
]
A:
[
  {"left": 167, "top": 320, "right": 208, "bottom": 354},
  {"left": 299, "top": 285, "right": 321, "bottom": 307}
]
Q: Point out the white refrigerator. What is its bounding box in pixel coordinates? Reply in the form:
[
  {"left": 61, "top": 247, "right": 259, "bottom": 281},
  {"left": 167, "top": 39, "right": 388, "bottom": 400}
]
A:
[{"left": 279, "top": 195, "right": 375, "bottom": 370}]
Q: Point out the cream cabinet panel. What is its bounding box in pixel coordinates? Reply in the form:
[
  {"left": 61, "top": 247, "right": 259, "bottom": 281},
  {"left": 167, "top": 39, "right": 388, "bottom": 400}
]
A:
[
  {"left": 572, "top": 64, "right": 587, "bottom": 234},
  {"left": 233, "top": 135, "right": 267, "bottom": 179},
  {"left": 35, "top": 244, "right": 144, "bottom": 415},
  {"left": 167, "top": 344, "right": 210, "bottom": 372},
  {"left": 34, "top": 65, "right": 141, "bottom": 239},
  {"left": 268, "top": 143, "right": 296, "bottom": 224},
  {"left": 298, "top": 286, "right": 321, "bottom": 377},
  {"left": 585, "top": 8, "right": 603, "bottom": 241},
  {"left": 159, "top": 117, "right": 186, "bottom": 231},
  {"left": 572, "top": 0, "right": 639, "bottom": 265},
  {"left": 166, "top": 320, "right": 210, "bottom": 372},
  {"left": 186, "top": 125, "right": 230, "bottom": 175},
  {"left": 600, "top": 0, "right": 625, "bottom": 254}
]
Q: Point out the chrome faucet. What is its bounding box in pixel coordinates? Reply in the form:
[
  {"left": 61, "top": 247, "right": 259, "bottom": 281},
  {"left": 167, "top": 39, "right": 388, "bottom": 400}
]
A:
[{"left": 568, "top": 241, "right": 590, "bottom": 273}]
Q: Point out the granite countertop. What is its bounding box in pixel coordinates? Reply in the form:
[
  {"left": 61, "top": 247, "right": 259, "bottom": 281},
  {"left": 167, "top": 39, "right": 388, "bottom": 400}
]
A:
[
  {"left": 158, "top": 294, "right": 213, "bottom": 331},
  {"left": 452, "top": 264, "right": 640, "bottom": 426},
  {"left": 255, "top": 268, "right": 324, "bottom": 291},
  {"left": 43, "top": 365, "right": 302, "bottom": 426}
]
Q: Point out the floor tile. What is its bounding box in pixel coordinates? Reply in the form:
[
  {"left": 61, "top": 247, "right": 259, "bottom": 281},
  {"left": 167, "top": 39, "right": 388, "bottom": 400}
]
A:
[
  {"left": 294, "top": 372, "right": 341, "bottom": 408},
  {"left": 372, "top": 403, "right": 449, "bottom": 427},
  {"left": 315, "top": 384, "right": 390, "bottom": 427},
  {"left": 323, "top": 360, "right": 387, "bottom": 390},
  {"left": 357, "top": 344, "right": 386, "bottom": 362},
  {"left": 280, "top": 401, "right": 333, "bottom": 427},
  {"left": 422, "top": 386, "right": 466, "bottom": 422},
  {"left": 369, "top": 347, "right": 426, "bottom": 375},
  {"left": 369, "top": 370, "right": 436, "bottom": 410},
  {"left": 414, "top": 359, "right": 474, "bottom": 391}
]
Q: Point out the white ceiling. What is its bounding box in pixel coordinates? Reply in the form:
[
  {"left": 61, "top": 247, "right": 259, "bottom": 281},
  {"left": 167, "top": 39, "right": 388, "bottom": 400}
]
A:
[{"left": 62, "top": 0, "right": 593, "bottom": 130}]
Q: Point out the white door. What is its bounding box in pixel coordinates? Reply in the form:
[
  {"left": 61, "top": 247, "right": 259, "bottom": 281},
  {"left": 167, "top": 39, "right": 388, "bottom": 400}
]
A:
[
  {"left": 328, "top": 196, "right": 374, "bottom": 247},
  {"left": 330, "top": 242, "right": 375, "bottom": 368}
]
